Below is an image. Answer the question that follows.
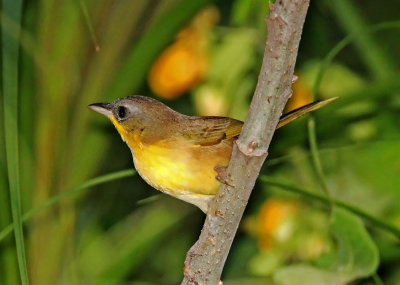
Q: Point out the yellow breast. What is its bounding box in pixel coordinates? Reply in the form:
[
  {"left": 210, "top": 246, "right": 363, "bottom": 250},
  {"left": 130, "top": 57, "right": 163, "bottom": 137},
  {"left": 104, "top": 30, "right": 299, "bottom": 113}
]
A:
[
  {"left": 131, "top": 139, "right": 228, "bottom": 197},
  {"left": 109, "top": 117, "right": 234, "bottom": 212}
]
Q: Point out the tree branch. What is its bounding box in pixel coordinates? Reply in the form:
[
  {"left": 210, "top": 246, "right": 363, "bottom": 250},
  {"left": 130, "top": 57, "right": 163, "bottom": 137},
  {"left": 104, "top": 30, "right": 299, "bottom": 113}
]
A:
[{"left": 181, "top": 1, "right": 310, "bottom": 284}]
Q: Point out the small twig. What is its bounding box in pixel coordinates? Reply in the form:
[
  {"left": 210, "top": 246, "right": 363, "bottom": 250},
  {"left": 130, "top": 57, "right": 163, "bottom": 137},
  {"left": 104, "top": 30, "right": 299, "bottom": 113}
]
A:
[{"left": 181, "top": 1, "right": 310, "bottom": 284}]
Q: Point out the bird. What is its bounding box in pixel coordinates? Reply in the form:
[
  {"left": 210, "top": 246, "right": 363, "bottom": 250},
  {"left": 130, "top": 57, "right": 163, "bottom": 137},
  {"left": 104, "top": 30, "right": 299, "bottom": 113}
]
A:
[{"left": 88, "top": 95, "right": 335, "bottom": 213}]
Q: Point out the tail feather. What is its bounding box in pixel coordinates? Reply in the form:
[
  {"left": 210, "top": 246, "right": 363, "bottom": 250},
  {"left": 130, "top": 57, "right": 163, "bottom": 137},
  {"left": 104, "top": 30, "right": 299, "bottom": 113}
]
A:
[{"left": 277, "top": 97, "right": 338, "bottom": 129}]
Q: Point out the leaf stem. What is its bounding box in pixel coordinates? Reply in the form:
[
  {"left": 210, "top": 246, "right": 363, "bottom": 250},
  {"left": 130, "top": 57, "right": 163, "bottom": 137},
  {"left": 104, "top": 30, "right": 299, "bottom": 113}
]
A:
[
  {"left": 259, "top": 176, "right": 400, "bottom": 239},
  {"left": 372, "top": 272, "right": 384, "bottom": 285},
  {"left": 307, "top": 117, "right": 331, "bottom": 204}
]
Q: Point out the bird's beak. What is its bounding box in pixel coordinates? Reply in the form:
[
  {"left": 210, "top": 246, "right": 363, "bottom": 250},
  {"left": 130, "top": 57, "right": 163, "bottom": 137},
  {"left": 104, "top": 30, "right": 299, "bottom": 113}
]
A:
[{"left": 88, "top": 103, "right": 113, "bottom": 118}]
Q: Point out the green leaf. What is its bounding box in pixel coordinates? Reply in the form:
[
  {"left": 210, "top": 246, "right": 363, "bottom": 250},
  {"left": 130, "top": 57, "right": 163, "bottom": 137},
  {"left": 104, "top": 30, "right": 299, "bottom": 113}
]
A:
[
  {"left": 274, "top": 265, "right": 347, "bottom": 285},
  {"left": 273, "top": 208, "right": 379, "bottom": 285},
  {"left": 328, "top": 207, "right": 379, "bottom": 279}
]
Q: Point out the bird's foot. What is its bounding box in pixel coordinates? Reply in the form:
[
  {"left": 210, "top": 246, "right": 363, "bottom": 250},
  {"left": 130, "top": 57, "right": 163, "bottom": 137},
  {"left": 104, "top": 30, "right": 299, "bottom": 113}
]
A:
[{"left": 214, "top": 166, "right": 234, "bottom": 187}]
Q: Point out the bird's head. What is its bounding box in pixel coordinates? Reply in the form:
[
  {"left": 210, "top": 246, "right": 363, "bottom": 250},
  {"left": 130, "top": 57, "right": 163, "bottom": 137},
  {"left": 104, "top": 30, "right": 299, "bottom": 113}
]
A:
[{"left": 88, "top": 95, "right": 179, "bottom": 144}]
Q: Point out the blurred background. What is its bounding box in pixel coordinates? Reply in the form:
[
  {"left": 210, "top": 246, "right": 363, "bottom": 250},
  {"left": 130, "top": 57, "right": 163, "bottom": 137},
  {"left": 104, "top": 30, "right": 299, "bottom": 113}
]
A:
[{"left": 1, "top": 0, "right": 400, "bottom": 284}]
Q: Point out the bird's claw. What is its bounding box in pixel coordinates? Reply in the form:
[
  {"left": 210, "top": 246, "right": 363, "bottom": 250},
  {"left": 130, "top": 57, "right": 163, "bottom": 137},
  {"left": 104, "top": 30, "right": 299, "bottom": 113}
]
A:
[{"left": 214, "top": 166, "right": 234, "bottom": 187}]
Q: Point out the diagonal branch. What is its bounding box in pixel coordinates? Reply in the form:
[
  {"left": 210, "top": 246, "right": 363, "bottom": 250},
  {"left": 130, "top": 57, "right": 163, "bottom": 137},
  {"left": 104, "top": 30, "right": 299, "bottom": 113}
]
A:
[{"left": 181, "top": 1, "right": 310, "bottom": 284}]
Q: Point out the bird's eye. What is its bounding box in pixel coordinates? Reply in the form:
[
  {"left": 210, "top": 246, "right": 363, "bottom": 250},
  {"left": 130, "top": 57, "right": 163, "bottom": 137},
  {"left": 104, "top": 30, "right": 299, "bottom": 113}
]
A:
[{"left": 118, "top": 106, "right": 127, "bottom": 119}]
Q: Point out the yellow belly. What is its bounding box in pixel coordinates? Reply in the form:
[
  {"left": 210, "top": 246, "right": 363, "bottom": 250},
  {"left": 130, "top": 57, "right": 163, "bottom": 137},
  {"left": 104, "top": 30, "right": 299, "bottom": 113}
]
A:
[
  {"left": 109, "top": 117, "right": 234, "bottom": 212},
  {"left": 130, "top": 139, "right": 231, "bottom": 197}
]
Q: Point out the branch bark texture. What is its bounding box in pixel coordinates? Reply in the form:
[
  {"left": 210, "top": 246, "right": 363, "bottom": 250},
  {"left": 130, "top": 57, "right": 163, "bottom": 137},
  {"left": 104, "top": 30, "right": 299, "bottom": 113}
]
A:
[{"left": 181, "top": 1, "right": 310, "bottom": 284}]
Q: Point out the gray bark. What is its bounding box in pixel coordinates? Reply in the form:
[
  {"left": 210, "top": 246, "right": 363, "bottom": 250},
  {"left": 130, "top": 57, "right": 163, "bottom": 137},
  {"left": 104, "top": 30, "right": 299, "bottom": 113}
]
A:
[{"left": 181, "top": 1, "right": 310, "bottom": 284}]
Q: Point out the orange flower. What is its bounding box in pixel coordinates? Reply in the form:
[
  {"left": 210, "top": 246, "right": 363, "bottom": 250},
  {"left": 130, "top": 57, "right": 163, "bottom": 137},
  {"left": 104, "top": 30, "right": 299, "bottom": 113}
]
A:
[
  {"left": 148, "top": 6, "right": 219, "bottom": 99},
  {"left": 285, "top": 75, "right": 312, "bottom": 112},
  {"left": 148, "top": 38, "right": 208, "bottom": 99},
  {"left": 258, "top": 198, "right": 298, "bottom": 250}
]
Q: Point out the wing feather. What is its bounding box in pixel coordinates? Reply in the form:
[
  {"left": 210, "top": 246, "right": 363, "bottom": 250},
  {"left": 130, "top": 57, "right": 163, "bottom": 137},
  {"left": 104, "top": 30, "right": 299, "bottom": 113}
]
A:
[
  {"left": 181, "top": 116, "right": 243, "bottom": 146},
  {"left": 181, "top": 97, "right": 336, "bottom": 146}
]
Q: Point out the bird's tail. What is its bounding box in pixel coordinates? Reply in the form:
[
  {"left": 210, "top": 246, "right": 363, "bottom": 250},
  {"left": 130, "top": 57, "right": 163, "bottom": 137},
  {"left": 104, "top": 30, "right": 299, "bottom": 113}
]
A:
[{"left": 277, "top": 97, "right": 338, "bottom": 129}]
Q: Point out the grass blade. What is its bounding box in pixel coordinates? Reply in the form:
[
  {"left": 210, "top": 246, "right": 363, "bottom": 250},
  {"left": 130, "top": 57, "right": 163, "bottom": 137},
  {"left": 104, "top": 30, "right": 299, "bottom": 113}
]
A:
[
  {"left": 77, "top": 0, "right": 100, "bottom": 52},
  {"left": 328, "top": 0, "right": 396, "bottom": 80},
  {"left": 0, "top": 170, "right": 136, "bottom": 242},
  {"left": 2, "top": 0, "right": 29, "bottom": 284},
  {"left": 312, "top": 21, "right": 400, "bottom": 99}
]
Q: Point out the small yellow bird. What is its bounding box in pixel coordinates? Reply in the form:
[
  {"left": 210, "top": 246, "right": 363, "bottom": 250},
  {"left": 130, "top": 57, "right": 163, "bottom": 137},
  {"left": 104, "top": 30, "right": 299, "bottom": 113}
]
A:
[{"left": 89, "top": 96, "right": 335, "bottom": 213}]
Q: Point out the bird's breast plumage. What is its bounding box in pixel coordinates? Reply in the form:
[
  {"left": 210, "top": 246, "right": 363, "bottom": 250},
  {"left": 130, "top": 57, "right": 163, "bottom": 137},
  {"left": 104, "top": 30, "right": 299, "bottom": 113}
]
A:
[{"left": 130, "top": 137, "right": 233, "bottom": 198}]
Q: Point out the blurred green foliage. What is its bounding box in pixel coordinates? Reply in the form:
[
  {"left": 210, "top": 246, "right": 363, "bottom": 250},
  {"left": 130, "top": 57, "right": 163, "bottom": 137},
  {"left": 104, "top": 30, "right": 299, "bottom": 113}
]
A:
[{"left": 1, "top": 0, "right": 400, "bottom": 284}]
